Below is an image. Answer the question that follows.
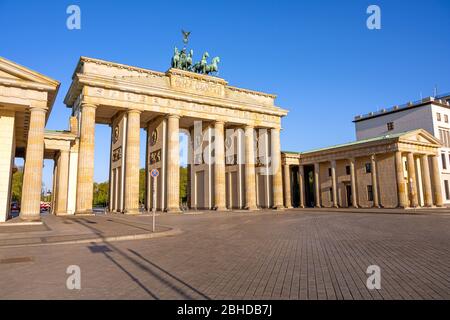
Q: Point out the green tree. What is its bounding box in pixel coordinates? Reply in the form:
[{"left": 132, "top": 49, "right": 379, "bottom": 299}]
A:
[
  {"left": 93, "top": 181, "right": 109, "bottom": 207},
  {"left": 180, "top": 166, "right": 188, "bottom": 204},
  {"left": 11, "top": 167, "right": 23, "bottom": 202}
]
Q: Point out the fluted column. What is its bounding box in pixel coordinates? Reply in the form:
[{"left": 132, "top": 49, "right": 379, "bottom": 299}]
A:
[
  {"left": 124, "top": 110, "right": 141, "bottom": 214},
  {"left": 283, "top": 164, "right": 292, "bottom": 208},
  {"left": 349, "top": 158, "right": 358, "bottom": 208},
  {"left": 55, "top": 150, "right": 70, "bottom": 215},
  {"left": 420, "top": 154, "right": 433, "bottom": 207},
  {"left": 407, "top": 153, "right": 419, "bottom": 208},
  {"left": 167, "top": 114, "right": 181, "bottom": 212},
  {"left": 330, "top": 160, "right": 338, "bottom": 208},
  {"left": 271, "top": 128, "right": 284, "bottom": 209},
  {"left": 214, "top": 121, "right": 226, "bottom": 211},
  {"left": 431, "top": 155, "right": 443, "bottom": 207},
  {"left": 371, "top": 154, "right": 380, "bottom": 208},
  {"left": 314, "top": 162, "right": 321, "bottom": 207},
  {"left": 244, "top": 126, "right": 257, "bottom": 210},
  {"left": 395, "top": 151, "right": 408, "bottom": 208},
  {"left": 20, "top": 107, "right": 46, "bottom": 221},
  {"left": 75, "top": 103, "right": 97, "bottom": 214},
  {"left": 298, "top": 165, "right": 305, "bottom": 208}
]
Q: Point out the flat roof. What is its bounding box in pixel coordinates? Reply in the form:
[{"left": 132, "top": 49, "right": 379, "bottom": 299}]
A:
[{"left": 353, "top": 94, "right": 450, "bottom": 123}]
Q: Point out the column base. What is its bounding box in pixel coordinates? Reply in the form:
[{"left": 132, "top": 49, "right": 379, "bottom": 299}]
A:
[
  {"left": 272, "top": 206, "right": 285, "bottom": 211},
  {"left": 214, "top": 206, "right": 228, "bottom": 212},
  {"left": 123, "top": 209, "right": 141, "bottom": 215},
  {"left": 245, "top": 206, "right": 259, "bottom": 211},
  {"left": 166, "top": 207, "right": 182, "bottom": 213},
  {"left": 19, "top": 213, "right": 41, "bottom": 222},
  {"left": 75, "top": 210, "right": 95, "bottom": 216}
]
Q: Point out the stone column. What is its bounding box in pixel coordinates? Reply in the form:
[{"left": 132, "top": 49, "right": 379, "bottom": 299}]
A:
[
  {"left": 420, "top": 154, "right": 433, "bottom": 207},
  {"left": 55, "top": 150, "right": 70, "bottom": 214},
  {"left": 407, "top": 153, "right": 419, "bottom": 208},
  {"left": 244, "top": 126, "right": 257, "bottom": 210},
  {"left": 214, "top": 121, "right": 226, "bottom": 211},
  {"left": 298, "top": 165, "right": 305, "bottom": 208},
  {"left": 431, "top": 155, "right": 443, "bottom": 207},
  {"left": 75, "top": 103, "right": 96, "bottom": 214},
  {"left": 124, "top": 110, "right": 141, "bottom": 214},
  {"left": 20, "top": 107, "right": 46, "bottom": 221},
  {"left": 166, "top": 114, "right": 181, "bottom": 212},
  {"left": 395, "top": 151, "right": 408, "bottom": 208},
  {"left": 349, "top": 158, "right": 358, "bottom": 208},
  {"left": 271, "top": 128, "right": 284, "bottom": 209},
  {"left": 331, "top": 160, "right": 338, "bottom": 208},
  {"left": 371, "top": 154, "right": 380, "bottom": 208},
  {"left": 283, "top": 164, "right": 292, "bottom": 208},
  {"left": 314, "top": 162, "right": 321, "bottom": 207}
]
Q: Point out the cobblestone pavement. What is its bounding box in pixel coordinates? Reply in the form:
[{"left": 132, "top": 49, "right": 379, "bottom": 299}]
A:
[{"left": 0, "top": 210, "right": 449, "bottom": 299}]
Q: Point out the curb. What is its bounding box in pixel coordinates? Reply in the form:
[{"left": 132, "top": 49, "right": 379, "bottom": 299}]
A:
[{"left": 0, "top": 226, "right": 182, "bottom": 249}]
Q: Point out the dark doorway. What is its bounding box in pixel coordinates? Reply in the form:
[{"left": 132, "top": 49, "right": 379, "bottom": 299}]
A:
[
  {"left": 346, "top": 184, "right": 352, "bottom": 207},
  {"left": 291, "top": 166, "right": 300, "bottom": 207},
  {"left": 304, "top": 165, "right": 315, "bottom": 207}
]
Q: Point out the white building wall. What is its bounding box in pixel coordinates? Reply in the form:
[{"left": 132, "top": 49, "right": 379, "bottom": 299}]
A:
[
  {"left": 0, "top": 110, "right": 16, "bottom": 222},
  {"left": 355, "top": 104, "right": 434, "bottom": 140}
]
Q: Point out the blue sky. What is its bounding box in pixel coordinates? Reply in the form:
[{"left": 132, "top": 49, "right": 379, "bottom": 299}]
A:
[{"left": 1, "top": 0, "right": 450, "bottom": 189}]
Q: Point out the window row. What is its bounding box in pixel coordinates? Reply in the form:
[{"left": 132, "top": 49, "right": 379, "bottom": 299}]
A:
[{"left": 437, "top": 112, "right": 449, "bottom": 123}]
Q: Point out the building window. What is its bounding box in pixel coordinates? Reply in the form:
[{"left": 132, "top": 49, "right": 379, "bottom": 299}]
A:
[
  {"left": 439, "top": 128, "right": 450, "bottom": 147},
  {"left": 442, "top": 153, "right": 447, "bottom": 170},
  {"left": 345, "top": 165, "right": 351, "bottom": 175},
  {"left": 329, "top": 188, "right": 333, "bottom": 202},
  {"left": 328, "top": 168, "right": 332, "bottom": 177},
  {"left": 365, "top": 163, "right": 372, "bottom": 173},
  {"left": 367, "top": 185, "right": 374, "bottom": 201},
  {"left": 387, "top": 122, "right": 394, "bottom": 131},
  {"left": 437, "top": 112, "right": 441, "bottom": 121},
  {"left": 445, "top": 180, "right": 450, "bottom": 200},
  {"left": 445, "top": 115, "right": 449, "bottom": 123}
]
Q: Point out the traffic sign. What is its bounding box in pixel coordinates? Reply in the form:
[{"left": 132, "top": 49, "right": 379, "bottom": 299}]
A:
[{"left": 151, "top": 168, "right": 159, "bottom": 178}]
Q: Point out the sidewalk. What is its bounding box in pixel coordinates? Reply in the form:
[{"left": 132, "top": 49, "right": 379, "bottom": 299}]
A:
[{"left": 0, "top": 214, "right": 179, "bottom": 248}]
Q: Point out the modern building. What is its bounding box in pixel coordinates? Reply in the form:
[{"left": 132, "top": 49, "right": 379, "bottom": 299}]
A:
[{"left": 353, "top": 94, "right": 450, "bottom": 204}]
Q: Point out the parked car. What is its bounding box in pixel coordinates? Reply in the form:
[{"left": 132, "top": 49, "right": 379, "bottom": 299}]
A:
[
  {"left": 40, "top": 202, "right": 51, "bottom": 211},
  {"left": 10, "top": 201, "right": 20, "bottom": 212}
]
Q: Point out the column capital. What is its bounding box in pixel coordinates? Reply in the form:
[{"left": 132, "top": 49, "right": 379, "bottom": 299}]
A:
[
  {"left": 127, "top": 109, "right": 142, "bottom": 115},
  {"left": 215, "top": 120, "right": 225, "bottom": 125},
  {"left": 80, "top": 103, "right": 97, "bottom": 110},
  {"left": 28, "top": 106, "right": 47, "bottom": 113},
  {"left": 167, "top": 114, "right": 180, "bottom": 120}
]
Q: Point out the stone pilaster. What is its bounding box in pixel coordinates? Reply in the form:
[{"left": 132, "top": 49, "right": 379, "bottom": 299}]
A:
[
  {"left": 214, "top": 121, "right": 226, "bottom": 211},
  {"left": 298, "top": 165, "right": 305, "bottom": 208},
  {"left": 75, "top": 103, "right": 97, "bottom": 214},
  {"left": 331, "top": 160, "right": 338, "bottom": 208},
  {"left": 244, "top": 126, "right": 257, "bottom": 210},
  {"left": 55, "top": 150, "right": 70, "bottom": 215},
  {"left": 314, "top": 162, "right": 321, "bottom": 208},
  {"left": 407, "top": 153, "right": 419, "bottom": 208},
  {"left": 371, "top": 154, "right": 380, "bottom": 208},
  {"left": 124, "top": 110, "right": 141, "bottom": 214},
  {"left": 166, "top": 114, "right": 181, "bottom": 213},
  {"left": 271, "top": 128, "right": 284, "bottom": 209},
  {"left": 283, "top": 164, "right": 292, "bottom": 208},
  {"left": 395, "top": 151, "right": 408, "bottom": 208},
  {"left": 349, "top": 158, "right": 358, "bottom": 208},
  {"left": 431, "top": 155, "right": 443, "bottom": 207},
  {"left": 20, "top": 107, "right": 46, "bottom": 221},
  {"left": 420, "top": 154, "right": 433, "bottom": 207}
]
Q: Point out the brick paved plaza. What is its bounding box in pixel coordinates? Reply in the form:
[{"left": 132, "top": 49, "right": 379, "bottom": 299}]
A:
[{"left": 0, "top": 210, "right": 449, "bottom": 300}]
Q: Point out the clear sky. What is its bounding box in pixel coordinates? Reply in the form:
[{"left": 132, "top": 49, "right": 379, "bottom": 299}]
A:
[{"left": 1, "top": 0, "right": 450, "bottom": 190}]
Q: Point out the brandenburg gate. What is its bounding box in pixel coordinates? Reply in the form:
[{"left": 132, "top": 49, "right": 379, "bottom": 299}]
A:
[{"left": 64, "top": 56, "right": 288, "bottom": 214}]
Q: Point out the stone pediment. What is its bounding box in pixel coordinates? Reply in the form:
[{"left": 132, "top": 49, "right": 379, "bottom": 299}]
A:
[
  {"left": 0, "top": 56, "right": 59, "bottom": 90},
  {"left": 399, "top": 129, "right": 441, "bottom": 146}
]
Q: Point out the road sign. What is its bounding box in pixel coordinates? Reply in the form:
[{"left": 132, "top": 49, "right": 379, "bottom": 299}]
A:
[{"left": 151, "top": 168, "right": 159, "bottom": 178}]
